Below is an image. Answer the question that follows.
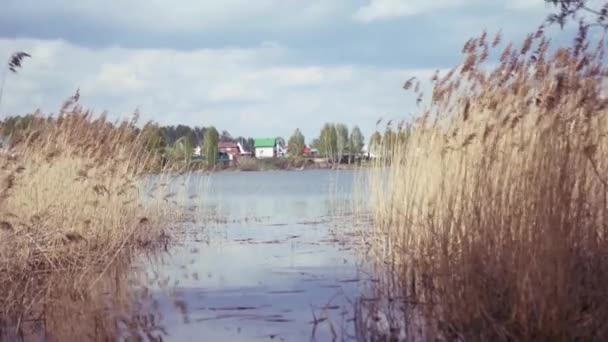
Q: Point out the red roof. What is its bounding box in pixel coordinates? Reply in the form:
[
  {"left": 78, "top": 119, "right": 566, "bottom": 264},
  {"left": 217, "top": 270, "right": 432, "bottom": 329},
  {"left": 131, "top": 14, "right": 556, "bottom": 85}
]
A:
[{"left": 218, "top": 142, "right": 238, "bottom": 149}]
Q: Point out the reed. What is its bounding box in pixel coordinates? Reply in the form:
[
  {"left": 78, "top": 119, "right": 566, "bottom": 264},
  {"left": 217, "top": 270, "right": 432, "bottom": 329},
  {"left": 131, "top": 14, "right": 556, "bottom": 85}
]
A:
[
  {"left": 0, "top": 99, "right": 182, "bottom": 338},
  {"left": 365, "top": 25, "right": 608, "bottom": 340}
]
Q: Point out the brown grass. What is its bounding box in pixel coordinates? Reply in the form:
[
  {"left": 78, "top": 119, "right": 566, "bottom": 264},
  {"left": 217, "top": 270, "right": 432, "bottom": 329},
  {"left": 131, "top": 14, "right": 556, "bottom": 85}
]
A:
[
  {"left": 364, "top": 25, "right": 608, "bottom": 340},
  {"left": 0, "top": 102, "right": 183, "bottom": 339}
]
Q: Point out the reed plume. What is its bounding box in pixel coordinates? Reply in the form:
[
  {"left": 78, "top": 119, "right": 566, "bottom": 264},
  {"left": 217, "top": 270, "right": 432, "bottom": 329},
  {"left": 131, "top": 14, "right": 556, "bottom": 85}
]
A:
[{"left": 364, "top": 23, "right": 608, "bottom": 340}]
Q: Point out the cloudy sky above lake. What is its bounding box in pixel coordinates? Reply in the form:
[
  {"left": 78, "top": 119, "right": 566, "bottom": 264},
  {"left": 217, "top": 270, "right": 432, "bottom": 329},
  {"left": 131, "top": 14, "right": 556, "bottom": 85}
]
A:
[{"left": 0, "top": 1, "right": 556, "bottom": 140}]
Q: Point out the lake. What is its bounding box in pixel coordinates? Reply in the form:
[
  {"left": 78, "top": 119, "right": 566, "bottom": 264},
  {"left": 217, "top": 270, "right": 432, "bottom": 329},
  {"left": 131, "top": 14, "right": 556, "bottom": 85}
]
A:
[{"left": 138, "top": 169, "right": 376, "bottom": 341}]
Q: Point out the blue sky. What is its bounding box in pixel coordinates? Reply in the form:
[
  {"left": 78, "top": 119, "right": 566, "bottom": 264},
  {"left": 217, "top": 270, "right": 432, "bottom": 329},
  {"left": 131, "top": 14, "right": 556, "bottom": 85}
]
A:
[{"left": 0, "top": 0, "right": 557, "bottom": 141}]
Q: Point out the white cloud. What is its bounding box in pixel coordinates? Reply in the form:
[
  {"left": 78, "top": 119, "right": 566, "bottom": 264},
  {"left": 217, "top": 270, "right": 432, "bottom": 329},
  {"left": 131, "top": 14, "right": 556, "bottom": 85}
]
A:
[
  {"left": 353, "top": 0, "right": 549, "bottom": 23},
  {"left": 0, "top": 38, "right": 431, "bottom": 141},
  {"left": 505, "top": 0, "right": 547, "bottom": 11},
  {"left": 354, "top": 0, "right": 466, "bottom": 22}
]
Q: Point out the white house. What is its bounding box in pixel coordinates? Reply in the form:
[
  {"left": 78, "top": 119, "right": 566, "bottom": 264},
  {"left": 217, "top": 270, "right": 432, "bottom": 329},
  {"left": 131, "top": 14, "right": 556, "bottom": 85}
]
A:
[{"left": 254, "top": 138, "right": 276, "bottom": 159}]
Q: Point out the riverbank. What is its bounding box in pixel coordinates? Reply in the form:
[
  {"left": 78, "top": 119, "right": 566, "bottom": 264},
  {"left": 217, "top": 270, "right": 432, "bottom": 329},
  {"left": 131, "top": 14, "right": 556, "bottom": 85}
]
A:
[{"left": 169, "top": 157, "right": 373, "bottom": 173}]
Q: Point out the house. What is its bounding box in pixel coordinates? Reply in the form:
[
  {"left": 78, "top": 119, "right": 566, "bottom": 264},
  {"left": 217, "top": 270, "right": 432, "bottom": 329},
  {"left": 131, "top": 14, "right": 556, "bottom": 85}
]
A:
[
  {"left": 284, "top": 144, "right": 314, "bottom": 156},
  {"left": 276, "top": 142, "right": 287, "bottom": 157},
  {"left": 219, "top": 141, "right": 240, "bottom": 161},
  {"left": 236, "top": 141, "right": 253, "bottom": 157},
  {"left": 309, "top": 148, "right": 319, "bottom": 157},
  {"left": 219, "top": 141, "right": 253, "bottom": 161},
  {"left": 303, "top": 145, "right": 316, "bottom": 156},
  {"left": 254, "top": 138, "right": 277, "bottom": 159},
  {"left": 362, "top": 144, "right": 379, "bottom": 160}
]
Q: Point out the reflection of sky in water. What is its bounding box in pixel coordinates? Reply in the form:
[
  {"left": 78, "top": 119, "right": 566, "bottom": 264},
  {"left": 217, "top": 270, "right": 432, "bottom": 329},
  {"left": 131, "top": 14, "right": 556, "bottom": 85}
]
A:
[
  {"left": 201, "top": 170, "right": 356, "bottom": 221},
  {"left": 142, "top": 170, "right": 373, "bottom": 341}
]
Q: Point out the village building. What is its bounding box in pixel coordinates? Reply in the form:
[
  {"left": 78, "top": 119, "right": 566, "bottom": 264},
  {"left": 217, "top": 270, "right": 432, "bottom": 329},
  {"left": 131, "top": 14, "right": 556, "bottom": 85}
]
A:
[
  {"left": 219, "top": 141, "right": 253, "bottom": 161},
  {"left": 254, "top": 138, "right": 276, "bottom": 159},
  {"left": 218, "top": 141, "right": 240, "bottom": 161},
  {"left": 362, "top": 144, "right": 378, "bottom": 160},
  {"left": 284, "top": 144, "right": 315, "bottom": 157}
]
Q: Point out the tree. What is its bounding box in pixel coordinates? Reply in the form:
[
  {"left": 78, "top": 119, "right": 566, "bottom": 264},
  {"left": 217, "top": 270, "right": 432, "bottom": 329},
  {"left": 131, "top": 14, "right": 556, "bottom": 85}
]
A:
[
  {"left": 246, "top": 137, "right": 255, "bottom": 153},
  {"left": 310, "top": 138, "right": 321, "bottom": 151},
  {"left": 174, "top": 135, "right": 194, "bottom": 163},
  {"left": 236, "top": 136, "right": 249, "bottom": 153},
  {"left": 319, "top": 123, "right": 338, "bottom": 163},
  {"left": 220, "top": 130, "right": 233, "bottom": 142},
  {"left": 335, "top": 123, "right": 349, "bottom": 164},
  {"left": 138, "top": 123, "right": 167, "bottom": 169},
  {"left": 203, "top": 126, "right": 219, "bottom": 167},
  {"left": 141, "top": 122, "right": 166, "bottom": 154},
  {"left": 349, "top": 126, "right": 365, "bottom": 163},
  {"left": 288, "top": 128, "right": 305, "bottom": 157},
  {"left": 175, "top": 125, "right": 195, "bottom": 145}
]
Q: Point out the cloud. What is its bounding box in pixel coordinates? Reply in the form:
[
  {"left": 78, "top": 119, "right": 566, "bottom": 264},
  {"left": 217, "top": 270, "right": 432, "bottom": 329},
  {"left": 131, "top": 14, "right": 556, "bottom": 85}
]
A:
[
  {"left": 353, "top": 0, "right": 549, "bottom": 23},
  {"left": 0, "top": 1, "right": 560, "bottom": 144},
  {"left": 0, "top": 0, "right": 552, "bottom": 76},
  {"left": 506, "top": 0, "right": 547, "bottom": 11},
  {"left": 1, "top": 0, "right": 350, "bottom": 33},
  {"left": 354, "top": 0, "right": 466, "bottom": 22},
  {"left": 0, "top": 38, "right": 430, "bottom": 142}
]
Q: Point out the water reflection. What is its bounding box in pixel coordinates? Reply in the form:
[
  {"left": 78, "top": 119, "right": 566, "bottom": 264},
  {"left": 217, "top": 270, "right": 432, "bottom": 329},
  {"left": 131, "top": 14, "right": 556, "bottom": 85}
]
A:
[
  {"left": 2, "top": 170, "right": 382, "bottom": 341},
  {"left": 143, "top": 170, "right": 372, "bottom": 341},
  {"left": 0, "top": 253, "right": 166, "bottom": 341}
]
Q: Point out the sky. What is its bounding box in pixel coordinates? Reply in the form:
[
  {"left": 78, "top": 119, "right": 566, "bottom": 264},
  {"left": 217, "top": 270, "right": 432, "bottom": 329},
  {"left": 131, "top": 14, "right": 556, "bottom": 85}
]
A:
[{"left": 0, "top": 0, "right": 559, "bottom": 140}]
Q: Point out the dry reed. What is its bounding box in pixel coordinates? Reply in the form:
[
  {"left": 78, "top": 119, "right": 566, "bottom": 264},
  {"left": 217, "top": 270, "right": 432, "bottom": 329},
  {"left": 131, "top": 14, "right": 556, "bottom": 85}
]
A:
[
  {"left": 0, "top": 99, "right": 182, "bottom": 339},
  {"left": 365, "top": 25, "right": 608, "bottom": 341}
]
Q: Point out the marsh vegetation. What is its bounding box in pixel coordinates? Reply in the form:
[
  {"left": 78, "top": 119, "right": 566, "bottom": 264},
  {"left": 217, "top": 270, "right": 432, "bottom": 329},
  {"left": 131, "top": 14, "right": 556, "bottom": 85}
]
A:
[
  {"left": 0, "top": 100, "right": 187, "bottom": 339},
  {"left": 362, "top": 15, "right": 608, "bottom": 341},
  {"left": 3, "top": 2, "right": 608, "bottom": 341}
]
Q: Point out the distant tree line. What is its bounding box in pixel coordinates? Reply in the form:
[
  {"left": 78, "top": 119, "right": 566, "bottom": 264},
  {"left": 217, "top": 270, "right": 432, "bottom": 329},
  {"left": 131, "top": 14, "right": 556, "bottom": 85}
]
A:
[
  {"left": 367, "top": 122, "right": 412, "bottom": 163},
  {"left": 2, "top": 113, "right": 390, "bottom": 167},
  {"left": 287, "top": 123, "right": 365, "bottom": 164},
  {"left": 159, "top": 125, "right": 254, "bottom": 152},
  {"left": 0, "top": 114, "right": 254, "bottom": 168}
]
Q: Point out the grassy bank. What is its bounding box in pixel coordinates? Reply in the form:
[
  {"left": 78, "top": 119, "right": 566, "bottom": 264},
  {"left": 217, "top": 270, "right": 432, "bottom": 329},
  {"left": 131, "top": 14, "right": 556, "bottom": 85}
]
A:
[
  {"left": 364, "top": 28, "right": 608, "bottom": 340},
  {"left": 232, "top": 156, "right": 315, "bottom": 171},
  {"left": 0, "top": 105, "right": 183, "bottom": 338}
]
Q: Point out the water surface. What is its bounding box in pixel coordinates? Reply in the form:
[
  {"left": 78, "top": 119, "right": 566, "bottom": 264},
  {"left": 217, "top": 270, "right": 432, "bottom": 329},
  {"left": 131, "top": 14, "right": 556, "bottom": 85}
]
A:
[{"left": 144, "top": 170, "right": 373, "bottom": 341}]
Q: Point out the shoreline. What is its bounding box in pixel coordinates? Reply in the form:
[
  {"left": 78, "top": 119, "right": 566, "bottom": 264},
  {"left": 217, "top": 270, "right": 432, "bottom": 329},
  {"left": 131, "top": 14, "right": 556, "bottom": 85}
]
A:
[{"left": 172, "top": 161, "right": 373, "bottom": 173}]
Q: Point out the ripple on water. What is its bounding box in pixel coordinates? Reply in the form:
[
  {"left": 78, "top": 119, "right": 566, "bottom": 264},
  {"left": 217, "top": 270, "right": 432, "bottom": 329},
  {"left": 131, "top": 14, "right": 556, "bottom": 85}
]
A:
[{"left": 141, "top": 170, "right": 372, "bottom": 341}]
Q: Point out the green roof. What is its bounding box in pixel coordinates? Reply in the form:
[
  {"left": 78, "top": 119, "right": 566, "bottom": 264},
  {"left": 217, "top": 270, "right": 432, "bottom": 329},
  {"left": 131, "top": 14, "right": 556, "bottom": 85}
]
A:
[{"left": 254, "top": 138, "right": 276, "bottom": 148}]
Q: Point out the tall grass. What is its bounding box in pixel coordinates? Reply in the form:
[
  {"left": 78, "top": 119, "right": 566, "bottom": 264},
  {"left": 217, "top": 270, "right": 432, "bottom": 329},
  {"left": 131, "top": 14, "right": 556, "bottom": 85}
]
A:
[
  {"left": 365, "top": 26, "right": 608, "bottom": 340},
  {"left": 0, "top": 101, "right": 182, "bottom": 338}
]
